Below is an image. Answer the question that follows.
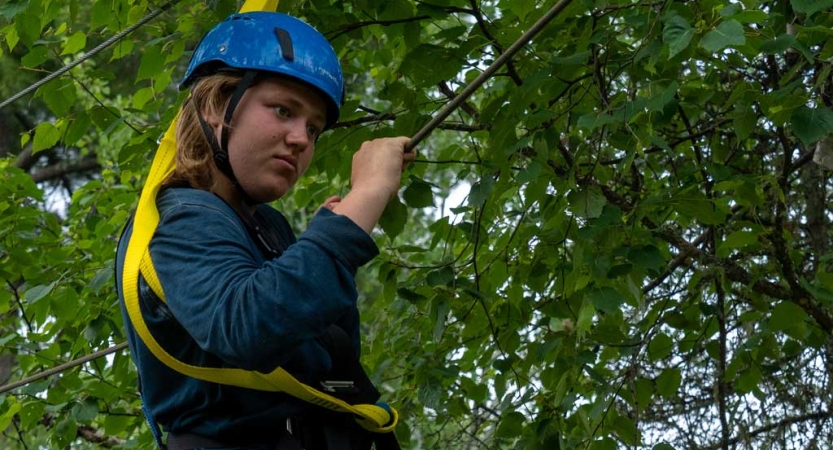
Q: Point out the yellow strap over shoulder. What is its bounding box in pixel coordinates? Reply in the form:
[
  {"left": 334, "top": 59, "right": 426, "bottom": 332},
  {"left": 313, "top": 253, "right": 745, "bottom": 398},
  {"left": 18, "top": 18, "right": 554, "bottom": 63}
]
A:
[{"left": 120, "top": 0, "right": 397, "bottom": 434}]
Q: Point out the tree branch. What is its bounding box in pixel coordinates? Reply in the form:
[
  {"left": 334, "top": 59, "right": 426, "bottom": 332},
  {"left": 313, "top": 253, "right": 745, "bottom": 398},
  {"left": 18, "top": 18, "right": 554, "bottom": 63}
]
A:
[
  {"left": 77, "top": 424, "right": 126, "bottom": 448},
  {"left": 29, "top": 156, "right": 100, "bottom": 183},
  {"left": 702, "top": 411, "right": 831, "bottom": 450},
  {"left": 38, "top": 413, "right": 126, "bottom": 448},
  {"left": 438, "top": 81, "right": 480, "bottom": 120},
  {"left": 466, "top": 0, "right": 523, "bottom": 86},
  {"left": 11, "top": 143, "right": 37, "bottom": 171},
  {"left": 651, "top": 224, "right": 833, "bottom": 335},
  {"left": 327, "top": 15, "right": 432, "bottom": 40}
]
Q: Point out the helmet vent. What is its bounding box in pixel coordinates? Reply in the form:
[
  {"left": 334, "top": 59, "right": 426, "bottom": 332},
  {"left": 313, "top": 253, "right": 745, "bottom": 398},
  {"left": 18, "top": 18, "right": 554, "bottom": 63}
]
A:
[{"left": 273, "top": 28, "right": 294, "bottom": 62}]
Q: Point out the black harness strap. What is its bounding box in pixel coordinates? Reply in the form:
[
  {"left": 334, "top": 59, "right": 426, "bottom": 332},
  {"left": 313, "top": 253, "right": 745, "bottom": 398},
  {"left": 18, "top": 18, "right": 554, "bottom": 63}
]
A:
[{"left": 167, "top": 429, "right": 301, "bottom": 450}]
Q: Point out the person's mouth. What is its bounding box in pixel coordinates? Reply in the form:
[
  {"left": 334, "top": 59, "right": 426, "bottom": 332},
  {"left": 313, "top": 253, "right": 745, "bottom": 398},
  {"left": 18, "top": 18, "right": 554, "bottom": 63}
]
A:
[{"left": 274, "top": 155, "right": 297, "bottom": 172}]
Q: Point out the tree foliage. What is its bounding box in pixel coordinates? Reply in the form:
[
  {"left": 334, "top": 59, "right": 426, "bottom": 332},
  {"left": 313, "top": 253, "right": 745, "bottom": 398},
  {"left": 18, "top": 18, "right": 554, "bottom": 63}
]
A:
[{"left": 1, "top": 0, "right": 832, "bottom": 448}]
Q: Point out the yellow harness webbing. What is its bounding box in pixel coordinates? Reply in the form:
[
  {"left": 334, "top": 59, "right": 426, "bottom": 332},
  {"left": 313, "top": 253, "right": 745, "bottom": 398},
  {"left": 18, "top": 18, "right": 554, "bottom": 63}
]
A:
[{"left": 120, "top": 0, "right": 397, "bottom": 434}]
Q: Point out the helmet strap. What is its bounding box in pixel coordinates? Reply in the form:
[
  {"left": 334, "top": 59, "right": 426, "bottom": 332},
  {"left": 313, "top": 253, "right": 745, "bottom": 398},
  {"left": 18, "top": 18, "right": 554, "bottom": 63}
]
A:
[{"left": 192, "top": 70, "right": 259, "bottom": 205}]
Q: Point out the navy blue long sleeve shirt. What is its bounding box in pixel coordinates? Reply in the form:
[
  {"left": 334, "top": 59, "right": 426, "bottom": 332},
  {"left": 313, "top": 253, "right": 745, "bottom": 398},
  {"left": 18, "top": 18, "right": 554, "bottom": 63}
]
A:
[{"left": 115, "top": 188, "right": 379, "bottom": 445}]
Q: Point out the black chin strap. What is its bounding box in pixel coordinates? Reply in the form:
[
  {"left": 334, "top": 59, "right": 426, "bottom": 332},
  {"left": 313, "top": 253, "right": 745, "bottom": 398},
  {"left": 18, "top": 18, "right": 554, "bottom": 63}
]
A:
[{"left": 193, "top": 70, "right": 258, "bottom": 204}]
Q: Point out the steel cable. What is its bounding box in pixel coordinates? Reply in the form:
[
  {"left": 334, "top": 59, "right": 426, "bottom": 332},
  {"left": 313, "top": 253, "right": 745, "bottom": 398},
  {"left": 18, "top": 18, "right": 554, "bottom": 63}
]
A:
[
  {"left": 0, "top": 342, "right": 128, "bottom": 395},
  {"left": 0, "top": 0, "right": 177, "bottom": 112},
  {"left": 406, "top": 0, "right": 575, "bottom": 150}
]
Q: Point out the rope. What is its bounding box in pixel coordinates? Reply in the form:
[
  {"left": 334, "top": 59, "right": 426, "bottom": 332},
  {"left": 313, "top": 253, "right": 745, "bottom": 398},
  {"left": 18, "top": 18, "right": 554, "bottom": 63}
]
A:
[
  {"left": 0, "top": 0, "right": 177, "bottom": 112},
  {"left": 0, "top": 0, "right": 576, "bottom": 395},
  {"left": 0, "top": 342, "right": 128, "bottom": 395},
  {"left": 406, "top": 0, "right": 575, "bottom": 151}
]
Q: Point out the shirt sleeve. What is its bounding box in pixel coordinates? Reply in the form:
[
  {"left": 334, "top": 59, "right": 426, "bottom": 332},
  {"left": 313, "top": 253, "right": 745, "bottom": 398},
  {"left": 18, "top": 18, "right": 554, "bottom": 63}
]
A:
[{"left": 150, "top": 193, "right": 378, "bottom": 373}]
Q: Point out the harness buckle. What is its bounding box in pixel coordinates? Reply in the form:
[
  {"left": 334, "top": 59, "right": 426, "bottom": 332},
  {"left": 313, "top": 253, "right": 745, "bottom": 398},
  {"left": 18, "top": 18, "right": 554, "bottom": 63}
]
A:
[{"left": 320, "top": 380, "right": 355, "bottom": 393}]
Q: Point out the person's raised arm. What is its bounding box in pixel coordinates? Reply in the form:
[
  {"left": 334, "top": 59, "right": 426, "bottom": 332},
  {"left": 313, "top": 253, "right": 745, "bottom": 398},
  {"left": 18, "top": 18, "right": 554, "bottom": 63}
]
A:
[{"left": 330, "top": 136, "right": 415, "bottom": 233}]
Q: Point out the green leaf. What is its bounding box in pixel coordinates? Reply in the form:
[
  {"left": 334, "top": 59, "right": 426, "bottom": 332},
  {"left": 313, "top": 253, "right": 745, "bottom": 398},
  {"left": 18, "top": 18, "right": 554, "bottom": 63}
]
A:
[
  {"left": 417, "top": 377, "right": 442, "bottom": 409},
  {"left": 427, "top": 266, "right": 454, "bottom": 287},
  {"left": 397, "top": 287, "right": 426, "bottom": 304},
  {"left": 0, "top": 3, "right": 26, "bottom": 20},
  {"left": 634, "top": 377, "right": 654, "bottom": 407},
  {"left": 587, "top": 287, "right": 625, "bottom": 313},
  {"left": 791, "top": 0, "right": 833, "bottom": 16},
  {"left": 791, "top": 106, "right": 833, "bottom": 146},
  {"left": 38, "top": 78, "right": 76, "bottom": 117},
  {"left": 0, "top": 398, "right": 21, "bottom": 432},
  {"left": 432, "top": 297, "right": 448, "bottom": 341},
  {"left": 402, "top": 178, "right": 434, "bottom": 208},
  {"left": 54, "top": 418, "right": 77, "bottom": 448},
  {"left": 60, "top": 31, "right": 86, "bottom": 55},
  {"left": 568, "top": 187, "right": 605, "bottom": 219},
  {"left": 733, "top": 104, "right": 757, "bottom": 140},
  {"left": 5, "top": 25, "right": 20, "bottom": 52},
  {"left": 735, "top": 365, "right": 762, "bottom": 393},
  {"left": 132, "top": 87, "right": 155, "bottom": 110},
  {"left": 656, "top": 368, "right": 681, "bottom": 399},
  {"left": 379, "top": 195, "right": 407, "bottom": 239},
  {"left": 136, "top": 45, "right": 164, "bottom": 82},
  {"left": 671, "top": 189, "right": 726, "bottom": 225},
  {"left": 769, "top": 302, "right": 808, "bottom": 332},
  {"left": 552, "top": 50, "right": 591, "bottom": 66},
  {"left": 648, "top": 333, "right": 674, "bottom": 361},
  {"left": 577, "top": 111, "right": 619, "bottom": 131},
  {"left": 628, "top": 245, "right": 666, "bottom": 276},
  {"left": 662, "top": 15, "right": 693, "bottom": 59},
  {"left": 32, "top": 122, "right": 62, "bottom": 153},
  {"left": 24, "top": 283, "right": 54, "bottom": 305},
  {"left": 591, "top": 437, "right": 617, "bottom": 450},
  {"left": 701, "top": 20, "right": 746, "bottom": 52},
  {"left": 399, "top": 44, "right": 461, "bottom": 87},
  {"left": 647, "top": 82, "right": 679, "bottom": 112},
  {"left": 18, "top": 400, "right": 45, "bottom": 430},
  {"left": 20, "top": 45, "right": 48, "bottom": 67},
  {"left": 64, "top": 111, "right": 92, "bottom": 146},
  {"left": 577, "top": 301, "right": 596, "bottom": 334},
  {"left": 495, "top": 411, "right": 525, "bottom": 438},
  {"left": 760, "top": 34, "right": 796, "bottom": 54},
  {"left": 468, "top": 176, "right": 495, "bottom": 208},
  {"left": 88, "top": 266, "right": 113, "bottom": 295},
  {"left": 731, "top": 10, "right": 769, "bottom": 24},
  {"left": 70, "top": 398, "right": 98, "bottom": 422},
  {"left": 653, "top": 444, "right": 677, "bottom": 450},
  {"left": 16, "top": 9, "right": 41, "bottom": 46},
  {"left": 104, "top": 414, "right": 130, "bottom": 436},
  {"left": 111, "top": 39, "right": 134, "bottom": 60},
  {"left": 716, "top": 229, "right": 760, "bottom": 257}
]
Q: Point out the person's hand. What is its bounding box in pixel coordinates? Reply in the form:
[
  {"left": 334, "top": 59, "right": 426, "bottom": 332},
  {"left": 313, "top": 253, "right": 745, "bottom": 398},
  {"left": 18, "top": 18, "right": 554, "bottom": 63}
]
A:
[
  {"left": 330, "top": 136, "right": 417, "bottom": 233},
  {"left": 316, "top": 195, "right": 342, "bottom": 213},
  {"left": 349, "top": 137, "right": 416, "bottom": 199}
]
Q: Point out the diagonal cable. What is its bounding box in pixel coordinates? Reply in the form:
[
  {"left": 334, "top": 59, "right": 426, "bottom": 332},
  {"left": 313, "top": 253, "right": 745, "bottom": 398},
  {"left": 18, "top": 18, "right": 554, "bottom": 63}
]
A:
[
  {"left": 0, "top": 0, "right": 177, "bottom": 112},
  {"left": 407, "top": 0, "right": 575, "bottom": 151},
  {"left": 0, "top": 342, "right": 128, "bottom": 395}
]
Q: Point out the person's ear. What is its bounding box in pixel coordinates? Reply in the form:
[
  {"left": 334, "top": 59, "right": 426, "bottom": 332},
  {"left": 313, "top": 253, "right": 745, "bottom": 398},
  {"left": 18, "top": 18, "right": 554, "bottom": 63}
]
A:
[{"left": 202, "top": 106, "right": 223, "bottom": 129}]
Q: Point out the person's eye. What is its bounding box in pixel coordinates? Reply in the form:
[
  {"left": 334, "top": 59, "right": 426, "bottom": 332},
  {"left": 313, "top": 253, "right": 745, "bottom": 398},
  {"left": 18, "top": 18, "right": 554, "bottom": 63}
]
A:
[
  {"left": 275, "top": 105, "right": 291, "bottom": 117},
  {"left": 307, "top": 124, "right": 320, "bottom": 138}
]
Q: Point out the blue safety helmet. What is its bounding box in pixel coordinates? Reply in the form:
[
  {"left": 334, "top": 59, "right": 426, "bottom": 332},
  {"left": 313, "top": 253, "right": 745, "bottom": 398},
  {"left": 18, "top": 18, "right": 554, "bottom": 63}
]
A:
[{"left": 181, "top": 12, "right": 344, "bottom": 129}]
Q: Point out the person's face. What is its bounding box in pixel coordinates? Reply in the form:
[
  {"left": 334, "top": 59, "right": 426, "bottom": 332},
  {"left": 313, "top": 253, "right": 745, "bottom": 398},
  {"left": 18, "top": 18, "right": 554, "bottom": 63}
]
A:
[{"left": 216, "top": 76, "right": 327, "bottom": 203}]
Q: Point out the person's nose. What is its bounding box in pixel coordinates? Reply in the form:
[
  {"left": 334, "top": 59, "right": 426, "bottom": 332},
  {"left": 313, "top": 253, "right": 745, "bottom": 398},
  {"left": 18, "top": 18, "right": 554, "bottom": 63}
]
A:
[{"left": 285, "top": 120, "right": 310, "bottom": 151}]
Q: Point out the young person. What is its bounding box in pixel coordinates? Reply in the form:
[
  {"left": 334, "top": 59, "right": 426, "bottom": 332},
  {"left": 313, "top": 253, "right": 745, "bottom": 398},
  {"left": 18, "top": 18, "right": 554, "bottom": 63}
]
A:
[{"left": 115, "top": 11, "right": 414, "bottom": 449}]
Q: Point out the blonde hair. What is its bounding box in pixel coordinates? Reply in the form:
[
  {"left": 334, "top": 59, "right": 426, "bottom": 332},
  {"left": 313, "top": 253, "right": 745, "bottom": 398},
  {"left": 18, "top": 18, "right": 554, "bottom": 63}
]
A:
[{"left": 164, "top": 72, "right": 244, "bottom": 191}]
